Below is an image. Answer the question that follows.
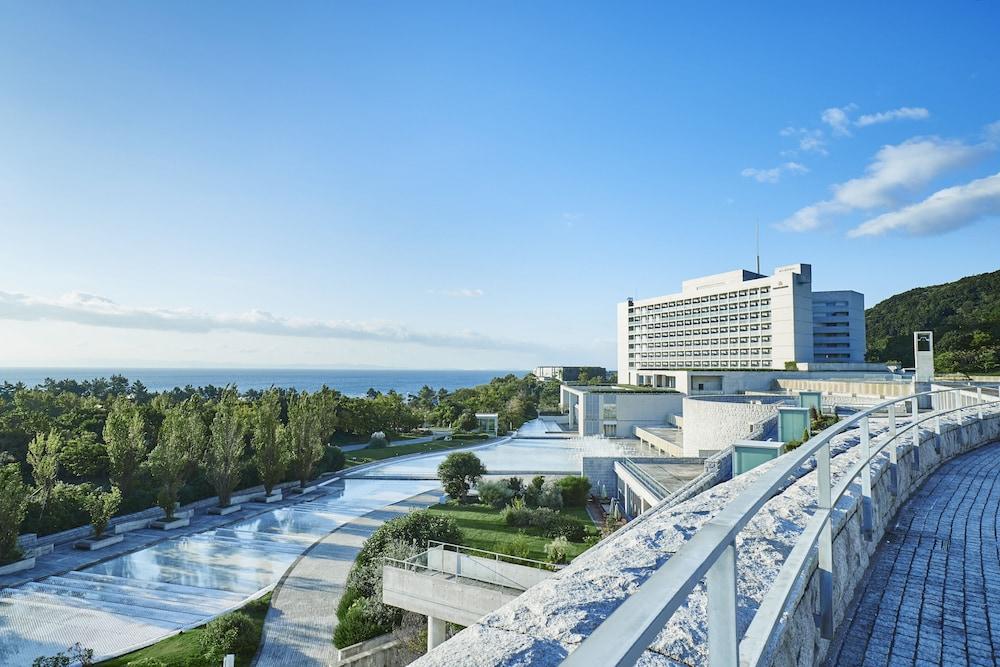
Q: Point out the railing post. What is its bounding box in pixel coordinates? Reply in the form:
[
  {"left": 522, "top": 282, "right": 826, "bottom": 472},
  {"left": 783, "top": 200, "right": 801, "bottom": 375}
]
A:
[
  {"left": 816, "top": 441, "right": 834, "bottom": 639},
  {"left": 978, "top": 387, "right": 984, "bottom": 420},
  {"left": 860, "top": 416, "right": 873, "bottom": 541},
  {"left": 707, "top": 541, "right": 739, "bottom": 666}
]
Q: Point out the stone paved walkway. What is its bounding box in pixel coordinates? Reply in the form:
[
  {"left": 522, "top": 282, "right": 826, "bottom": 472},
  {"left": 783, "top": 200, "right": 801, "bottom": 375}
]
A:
[
  {"left": 831, "top": 441, "right": 1000, "bottom": 667},
  {"left": 253, "top": 489, "right": 443, "bottom": 667}
]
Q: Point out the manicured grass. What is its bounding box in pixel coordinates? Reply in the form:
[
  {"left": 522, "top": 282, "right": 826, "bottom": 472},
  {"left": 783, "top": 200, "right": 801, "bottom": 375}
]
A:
[
  {"left": 98, "top": 593, "right": 271, "bottom": 667},
  {"left": 343, "top": 437, "right": 488, "bottom": 468},
  {"left": 426, "top": 502, "right": 599, "bottom": 562}
]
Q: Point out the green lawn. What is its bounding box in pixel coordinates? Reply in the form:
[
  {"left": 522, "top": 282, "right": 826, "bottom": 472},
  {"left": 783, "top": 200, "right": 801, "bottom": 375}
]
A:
[
  {"left": 98, "top": 593, "right": 271, "bottom": 667},
  {"left": 343, "top": 437, "right": 488, "bottom": 468},
  {"left": 426, "top": 502, "right": 599, "bottom": 562}
]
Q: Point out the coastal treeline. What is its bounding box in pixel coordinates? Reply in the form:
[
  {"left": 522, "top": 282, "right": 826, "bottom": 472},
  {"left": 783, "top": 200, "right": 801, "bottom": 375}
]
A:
[{"left": 0, "top": 372, "right": 551, "bottom": 561}]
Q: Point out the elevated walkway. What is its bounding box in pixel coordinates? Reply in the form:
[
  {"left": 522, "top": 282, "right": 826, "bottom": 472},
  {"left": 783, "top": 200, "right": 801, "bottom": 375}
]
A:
[{"left": 383, "top": 541, "right": 557, "bottom": 650}]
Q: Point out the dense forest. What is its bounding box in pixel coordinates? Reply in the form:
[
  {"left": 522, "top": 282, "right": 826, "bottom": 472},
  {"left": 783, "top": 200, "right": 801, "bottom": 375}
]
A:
[
  {"left": 865, "top": 269, "right": 1000, "bottom": 374},
  {"left": 0, "top": 372, "right": 553, "bottom": 561}
]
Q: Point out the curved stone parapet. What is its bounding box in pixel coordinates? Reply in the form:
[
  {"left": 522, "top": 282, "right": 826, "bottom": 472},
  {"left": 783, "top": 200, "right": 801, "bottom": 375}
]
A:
[{"left": 413, "top": 403, "right": 1000, "bottom": 667}]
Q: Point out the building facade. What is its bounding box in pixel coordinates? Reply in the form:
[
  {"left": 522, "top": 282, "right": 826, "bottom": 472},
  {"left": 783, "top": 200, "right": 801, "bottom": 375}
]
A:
[
  {"left": 531, "top": 366, "right": 607, "bottom": 382},
  {"left": 617, "top": 263, "right": 865, "bottom": 386}
]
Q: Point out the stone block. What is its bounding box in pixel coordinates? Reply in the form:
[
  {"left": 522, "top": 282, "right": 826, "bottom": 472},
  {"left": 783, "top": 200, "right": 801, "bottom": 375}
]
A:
[
  {"left": 0, "top": 556, "right": 35, "bottom": 575},
  {"left": 74, "top": 534, "right": 125, "bottom": 551},
  {"left": 151, "top": 517, "right": 190, "bottom": 530},
  {"left": 208, "top": 504, "right": 242, "bottom": 516}
]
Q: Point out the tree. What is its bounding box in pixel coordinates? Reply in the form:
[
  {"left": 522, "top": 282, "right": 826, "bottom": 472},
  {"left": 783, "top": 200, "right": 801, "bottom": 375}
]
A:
[
  {"left": 147, "top": 403, "right": 204, "bottom": 520},
  {"left": 287, "top": 393, "right": 324, "bottom": 488},
  {"left": 252, "top": 390, "right": 288, "bottom": 497},
  {"left": 104, "top": 399, "right": 147, "bottom": 500},
  {"left": 437, "top": 452, "right": 487, "bottom": 499},
  {"left": 84, "top": 486, "right": 121, "bottom": 539},
  {"left": 27, "top": 429, "right": 63, "bottom": 520},
  {"left": 452, "top": 411, "right": 478, "bottom": 432},
  {"left": 0, "top": 462, "right": 29, "bottom": 564},
  {"left": 205, "top": 393, "right": 249, "bottom": 507}
]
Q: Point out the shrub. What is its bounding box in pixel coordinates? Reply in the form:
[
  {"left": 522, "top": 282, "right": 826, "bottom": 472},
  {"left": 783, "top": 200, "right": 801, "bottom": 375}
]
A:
[
  {"left": 546, "top": 517, "right": 587, "bottom": 542},
  {"left": 545, "top": 536, "right": 569, "bottom": 564},
  {"left": 503, "top": 531, "right": 532, "bottom": 560},
  {"left": 200, "top": 610, "right": 256, "bottom": 661},
  {"left": 334, "top": 599, "right": 392, "bottom": 648},
  {"left": 126, "top": 659, "right": 166, "bottom": 667},
  {"left": 367, "top": 431, "right": 389, "bottom": 449},
  {"left": 84, "top": 486, "right": 121, "bottom": 539},
  {"left": 356, "top": 511, "right": 460, "bottom": 566},
  {"left": 318, "top": 445, "right": 346, "bottom": 475},
  {"left": 336, "top": 585, "right": 364, "bottom": 622},
  {"left": 476, "top": 480, "right": 514, "bottom": 509},
  {"left": 557, "top": 476, "right": 591, "bottom": 507},
  {"left": 537, "top": 479, "right": 563, "bottom": 509},
  {"left": 437, "top": 452, "right": 487, "bottom": 500},
  {"left": 31, "top": 643, "right": 94, "bottom": 667},
  {"left": 23, "top": 482, "right": 94, "bottom": 537},
  {"left": 505, "top": 476, "right": 525, "bottom": 496},
  {"left": 500, "top": 498, "right": 533, "bottom": 527},
  {"left": 527, "top": 507, "right": 560, "bottom": 531}
]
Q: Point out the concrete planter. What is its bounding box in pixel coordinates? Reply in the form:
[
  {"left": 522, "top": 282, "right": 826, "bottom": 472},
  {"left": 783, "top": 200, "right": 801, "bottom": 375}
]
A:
[
  {"left": 151, "top": 517, "right": 190, "bottom": 530},
  {"left": 114, "top": 518, "right": 151, "bottom": 534},
  {"left": 208, "top": 504, "right": 242, "bottom": 516},
  {"left": 288, "top": 486, "right": 315, "bottom": 495},
  {"left": 74, "top": 534, "right": 124, "bottom": 551},
  {"left": 254, "top": 492, "right": 283, "bottom": 504},
  {"left": 0, "top": 556, "right": 35, "bottom": 576}
]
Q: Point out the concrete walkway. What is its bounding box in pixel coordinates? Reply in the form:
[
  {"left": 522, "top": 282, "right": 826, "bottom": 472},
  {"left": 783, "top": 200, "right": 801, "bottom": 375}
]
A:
[
  {"left": 831, "top": 441, "right": 1000, "bottom": 667},
  {"left": 253, "top": 489, "right": 443, "bottom": 667}
]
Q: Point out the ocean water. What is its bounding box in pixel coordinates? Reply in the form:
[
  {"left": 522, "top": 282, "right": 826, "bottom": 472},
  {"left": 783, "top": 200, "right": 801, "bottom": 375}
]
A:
[{"left": 0, "top": 368, "right": 525, "bottom": 396}]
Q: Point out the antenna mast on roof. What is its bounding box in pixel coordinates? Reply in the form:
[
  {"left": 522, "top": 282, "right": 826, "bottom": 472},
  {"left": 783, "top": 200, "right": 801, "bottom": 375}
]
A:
[{"left": 755, "top": 221, "right": 760, "bottom": 274}]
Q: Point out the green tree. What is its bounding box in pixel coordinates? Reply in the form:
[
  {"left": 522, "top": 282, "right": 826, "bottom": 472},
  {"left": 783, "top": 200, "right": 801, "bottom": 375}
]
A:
[
  {"left": 437, "top": 452, "right": 487, "bottom": 499},
  {"left": 252, "top": 390, "right": 288, "bottom": 497},
  {"left": 103, "top": 399, "right": 147, "bottom": 500},
  {"left": 84, "top": 486, "right": 121, "bottom": 539},
  {"left": 0, "top": 462, "right": 29, "bottom": 564},
  {"left": 27, "top": 429, "right": 63, "bottom": 520},
  {"left": 147, "top": 404, "right": 204, "bottom": 520},
  {"left": 205, "top": 393, "right": 249, "bottom": 507},
  {"left": 287, "top": 393, "right": 324, "bottom": 488}
]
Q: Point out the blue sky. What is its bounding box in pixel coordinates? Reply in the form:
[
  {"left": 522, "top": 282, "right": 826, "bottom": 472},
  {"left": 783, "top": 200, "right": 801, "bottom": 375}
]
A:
[{"left": 1, "top": 2, "right": 998, "bottom": 369}]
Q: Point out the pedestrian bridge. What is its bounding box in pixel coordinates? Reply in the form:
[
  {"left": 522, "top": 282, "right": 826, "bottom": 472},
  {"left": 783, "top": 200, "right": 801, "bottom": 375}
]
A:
[{"left": 412, "top": 386, "right": 1000, "bottom": 667}]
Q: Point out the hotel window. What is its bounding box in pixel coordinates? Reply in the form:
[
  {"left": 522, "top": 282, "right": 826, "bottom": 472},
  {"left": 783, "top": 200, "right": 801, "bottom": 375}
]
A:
[
  {"left": 749, "top": 288, "right": 758, "bottom": 295},
  {"left": 762, "top": 323, "right": 771, "bottom": 330},
  {"left": 762, "top": 347, "right": 772, "bottom": 354},
  {"left": 761, "top": 287, "right": 770, "bottom": 294}
]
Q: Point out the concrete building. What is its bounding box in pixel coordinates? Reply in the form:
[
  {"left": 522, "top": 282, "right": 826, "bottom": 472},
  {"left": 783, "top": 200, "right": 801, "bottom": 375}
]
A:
[
  {"left": 559, "top": 384, "right": 683, "bottom": 438},
  {"left": 532, "top": 365, "right": 607, "bottom": 382},
  {"left": 617, "top": 263, "right": 866, "bottom": 386}
]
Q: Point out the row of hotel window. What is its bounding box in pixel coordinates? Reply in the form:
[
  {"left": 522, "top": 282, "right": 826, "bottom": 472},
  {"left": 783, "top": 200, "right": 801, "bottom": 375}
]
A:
[
  {"left": 630, "top": 323, "right": 771, "bottom": 341},
  {"left": 628, "top": 312, "right": 772, "bottom": 330},
  {"left": 629, "top": 299, "right": 771, "bottom": 323},
  {"left": 631, "top": 348, "right": 772, "bottom": 357},
  {"left": 631, "top": 335, "right": 772, "bottom": 347},
  {"left": 630, "top": 286, "right": 772, "bottom": 312},
  {"left": 629, "top": 360, "right": 774, "bottom": 368}
]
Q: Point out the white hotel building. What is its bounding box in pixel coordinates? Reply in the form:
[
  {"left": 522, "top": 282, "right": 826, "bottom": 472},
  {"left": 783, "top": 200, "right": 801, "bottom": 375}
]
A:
[{"left": 617, "top": 263, "right": 866, "bottom": 388}]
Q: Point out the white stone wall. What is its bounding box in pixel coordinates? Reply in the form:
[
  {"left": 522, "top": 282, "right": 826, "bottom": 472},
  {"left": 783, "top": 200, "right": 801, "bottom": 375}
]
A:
[{"left": 681, "top": 395, "right": 792, "bottom": 456}]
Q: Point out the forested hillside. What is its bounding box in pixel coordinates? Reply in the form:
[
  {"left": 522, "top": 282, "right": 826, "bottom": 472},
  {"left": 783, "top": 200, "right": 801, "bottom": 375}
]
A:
[{"left": 866, "top": 269, "right": 1000, "bottom": 373}]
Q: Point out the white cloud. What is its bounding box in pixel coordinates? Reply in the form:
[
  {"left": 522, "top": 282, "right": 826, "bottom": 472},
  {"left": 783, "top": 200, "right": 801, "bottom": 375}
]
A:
[
  {"left": 780, "top": 127, "right": 827, "bottom": 155},
  {"left": 855, "top": 106, "right": 930, "bottom": 127},
  {"left": 0, "top": 290, "right": 544, "bottom": 353},
  {"left": 741, "top": 162, "right": 809, "bottom": 184},
  {"left": 821, "top": 105, "right": 856, "bottom": 136},
  {"left": 849, "top": 172, "right": 1000, "bottom": 237},
  {"left": 780, "top": 135, "right": 989, "bottom": 231}
]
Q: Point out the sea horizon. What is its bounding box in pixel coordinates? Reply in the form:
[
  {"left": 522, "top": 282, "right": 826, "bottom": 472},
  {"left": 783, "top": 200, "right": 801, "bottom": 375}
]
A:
[{"left": 0, "top": 367, "right": 528, "bottom": 396}]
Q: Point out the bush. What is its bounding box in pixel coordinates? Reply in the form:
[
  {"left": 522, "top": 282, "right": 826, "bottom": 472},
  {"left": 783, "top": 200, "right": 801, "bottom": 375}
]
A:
[
  {"left": 476, "top": 480, "right": 514, "bottom": 509},
  {"left": 500, "top": 498, "right": 533, "bottom": 527},
  {"left": 333, "top": 599, "right": 392, "bottom": 648},
  {"left": 367, "top": 431, "right": 389, "bottom": 449},
  {"left": 437, "top": 452, "right": 487, "bottom": 499},
  {"left": 200, "top": 610, "right": 256, "bottom": 661},
  {"left": 126, "top": 659, "right": 166, "bottom": 667},
  {"left": 537, "top": 479, "right": 563, "bottom": 509},
  {"left": 357, "top": 511, "right": 460, "bottom": 566},
  {"left": 318, "top": 445, "right": 346, "bottom": 475},
  {"left": 23, "top": 482, "right": 94, "bottom": 537},
  {"left": 527, "top": 507, "right": 560, "bottom": 531},
  {"left": 336, "top": 585, "right": 364, "bottom": 622},
  {"left": 0, "top": 463, "right": 29, "bottom": 564},
  {"left": 557, "top": 476, "right": 591, "bottom": 507},
  {"left": 545, "top": 536, "right": 569, "bottom": 564},
  {"left": 505, "top": 476, "right": 524, "bottom": 496},
  {"left": 546, "top": 517, "right": 586, "bottom": 541},
  {"left": 503, "top": 531, "right": 532, "bottom": 560}
]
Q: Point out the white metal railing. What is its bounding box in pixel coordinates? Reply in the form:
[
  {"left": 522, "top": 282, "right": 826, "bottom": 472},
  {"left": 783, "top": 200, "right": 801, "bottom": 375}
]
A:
[{"left": 561, "top": 387, "right": 1000, "bottom": 667}]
